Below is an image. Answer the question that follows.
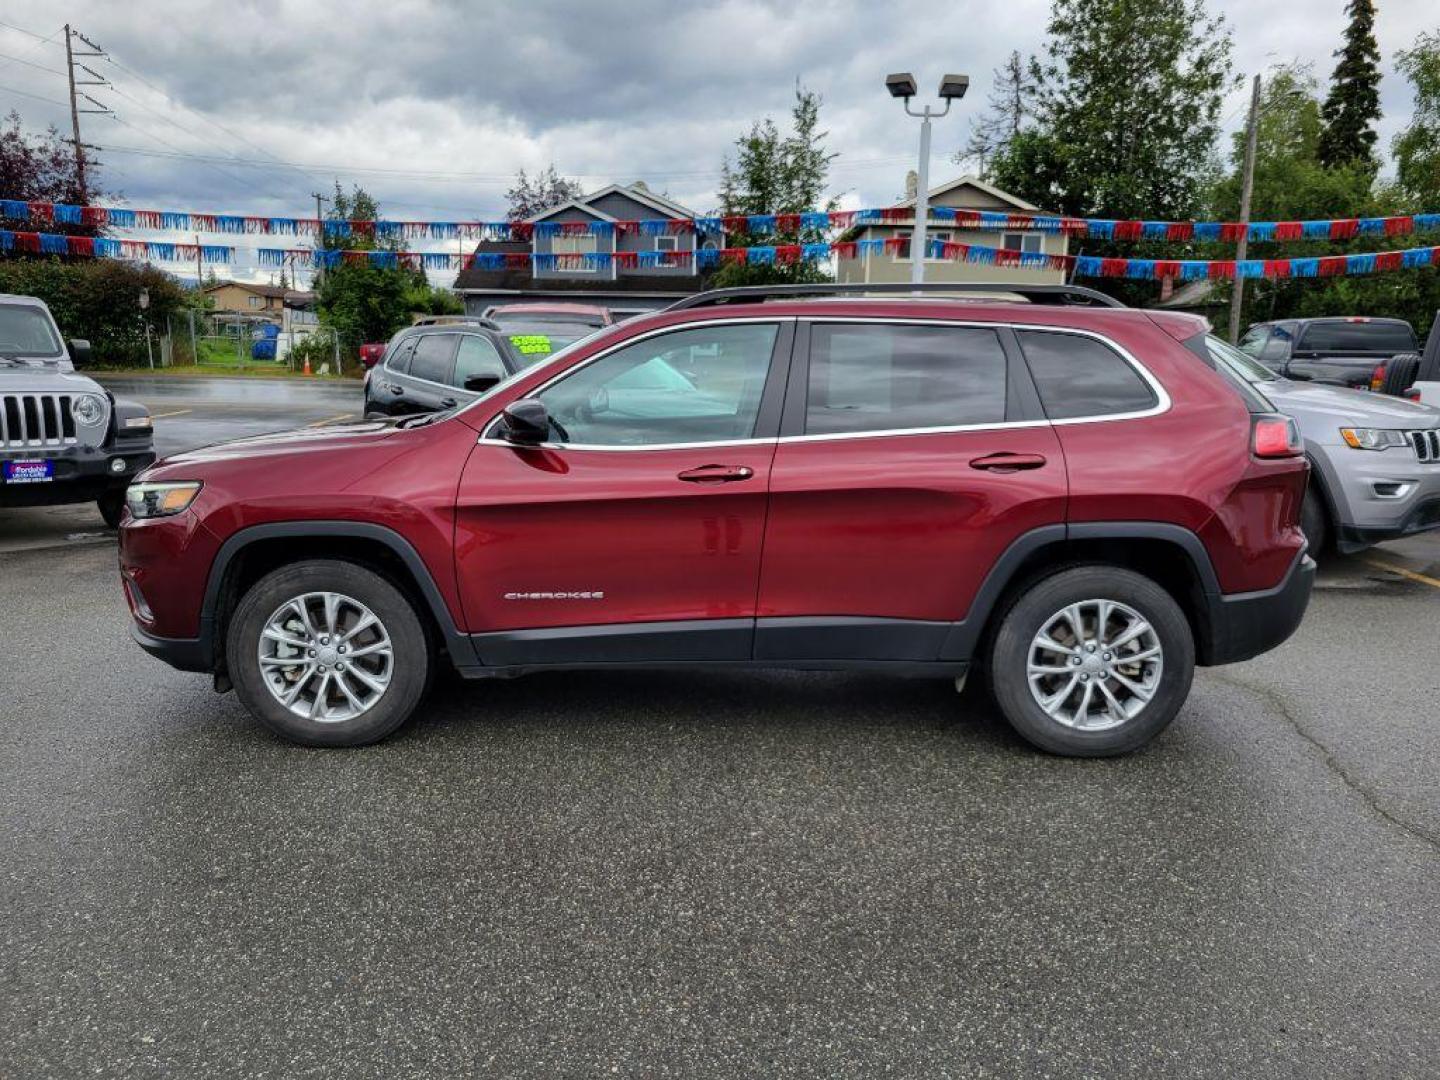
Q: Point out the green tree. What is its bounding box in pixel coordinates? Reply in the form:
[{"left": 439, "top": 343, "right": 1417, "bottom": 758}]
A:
[
  {"left": 995, "top": 0, "right": 1234, "bottom": 220},
  {"left": 711, "top": 83, "right": 837, "bottom": 287},
  {"left": 1317, "top": 0, "right": 1382, "bottom": 172},
  {"left": 505, "top": 166, "right": 583, "bottom": 221},
  {"left": 1392, "top": 30, "right": 1440, "bottom": 205},
  {"left": 0, "top": 110, "right": 106, "bottom": 238}
]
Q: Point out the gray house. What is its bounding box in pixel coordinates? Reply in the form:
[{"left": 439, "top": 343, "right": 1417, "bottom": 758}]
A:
[{"left": 454, "top": 183, "right": 718, "bottom": 318}]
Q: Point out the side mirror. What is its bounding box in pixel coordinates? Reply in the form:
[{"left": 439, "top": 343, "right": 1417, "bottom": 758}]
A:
[
  {"left": 68, "top": 338, "right": 92, "bottom": 366},
  {"left": 464, "top": 372, "right": 502, "bottom": 393},
  {"left": 499, "top": 398, "right": 550, "bottom": 446}
]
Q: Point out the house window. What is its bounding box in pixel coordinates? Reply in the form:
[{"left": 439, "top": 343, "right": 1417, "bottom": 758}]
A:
[
  {"left": 551, "top": 234, "right": 597, "bottom": 273},
  {"left": 1002, "top": 232, "right": 1044, "bottom": 254},
  {"left": 892, "top": 230, "right": 953, "bottom": 261},
  {"left": 247, "top": 295, "right": 263, "bottom": 309},
  {"left": 655, "top": 235, "right": 680, "bottom": 252}
]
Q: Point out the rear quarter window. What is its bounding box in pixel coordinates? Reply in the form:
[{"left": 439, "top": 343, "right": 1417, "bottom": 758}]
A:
[{"left": 1016, "top": 330, "right": 1158, "bottom": 420}]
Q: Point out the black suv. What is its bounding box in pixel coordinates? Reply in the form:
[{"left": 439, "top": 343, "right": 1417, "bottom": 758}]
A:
[{"left": 363, "top": 322, "right": 527, "bottom": 418}]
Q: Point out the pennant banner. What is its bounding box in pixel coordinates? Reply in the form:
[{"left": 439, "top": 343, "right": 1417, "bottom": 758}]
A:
[
  {"left": 6, "top": 195, "right": 1440, "bottom": 245},
  {"left": 6, "top": 225, "right": 1438, "bottom": 283}
]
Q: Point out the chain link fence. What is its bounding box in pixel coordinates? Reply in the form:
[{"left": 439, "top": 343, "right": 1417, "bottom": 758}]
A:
[{"left": 146, "top": 311, "right": 349, "bottom": 375}]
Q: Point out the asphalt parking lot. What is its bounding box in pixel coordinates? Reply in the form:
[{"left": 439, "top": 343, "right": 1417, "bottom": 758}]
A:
[{"left": 2, "top": 377, "right": 1438, "bottom": 1078}]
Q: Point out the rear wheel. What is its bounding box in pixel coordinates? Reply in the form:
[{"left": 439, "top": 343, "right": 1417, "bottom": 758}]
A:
[
  {"left": 988, "top": 566, "right": 1195, "bottom": 756},
  {"left": 227, "top": 559, "right": 431, "bottom": 747}
]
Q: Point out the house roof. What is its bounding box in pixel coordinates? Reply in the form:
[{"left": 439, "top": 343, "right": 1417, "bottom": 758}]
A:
[
  {"left": 525, "top": 200, "right": 619, "bottom": 225},
  {"left": 897, "top": 174, "right": 1042, "bottom": 213},
  {"left": 451, "top": 265, "right": 710, "bottom": 295},
  {"left": 577, "top": 182, "right": 698, "bottom": 221}
]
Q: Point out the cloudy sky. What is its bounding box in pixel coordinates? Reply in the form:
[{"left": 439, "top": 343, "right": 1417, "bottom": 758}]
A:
[{"left": 1, "top": 0, "right": 1435, "bottom": 281}]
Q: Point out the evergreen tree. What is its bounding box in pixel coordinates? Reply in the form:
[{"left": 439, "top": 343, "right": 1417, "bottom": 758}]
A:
[
  {"left": 1317, "top": 0, "right": 1382, "bottom": 171},
  {"left": 990, "top": 0, "right": 1234, "bottom": 219},
  {"left": 712, "top": 83, "right": 837, "bottom": 286},
  {"left": 960, "top": 52, "right": 1036, "bottom": 176}
]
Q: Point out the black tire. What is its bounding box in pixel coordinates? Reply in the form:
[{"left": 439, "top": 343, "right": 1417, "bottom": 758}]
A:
[
  {"left": 226, "top": 559, "right": 431, "bottom": 747},
  {"left": 1380, "top": 353, "right": 1421, "bottom": 397},
  {"left": 987, "top": 565, "right": 1195, "bottom": 757},
  {"left": 1300, "top": 483, "right": 1329, "bottom": 556},
  {"left": 97, "top": 488, "right": 125, "bottom": 529}
]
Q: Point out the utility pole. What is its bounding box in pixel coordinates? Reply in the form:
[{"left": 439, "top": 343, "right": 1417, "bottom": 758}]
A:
[
  {"left": 311, "top": 191, "right": 330, "bottom": 284},
  {"left": 195, "top": 232, "right": 203, "bottom": 287},
  {"left": 1228, "top": 74, "right": 1262, "bottom": 345},
  {"left": 63, "top": 26, "right": 110, "bottom": 203}
]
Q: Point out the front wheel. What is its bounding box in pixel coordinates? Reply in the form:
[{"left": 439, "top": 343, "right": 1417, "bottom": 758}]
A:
[
  {"left": 97, "top": 488, "right": 126, "bottom": 529},
  {"left": 988, "top": 566, "right": 1195, "bottom": 756},
  {"left": 227, "top": 559, "right": 431, "bottom": 747}
]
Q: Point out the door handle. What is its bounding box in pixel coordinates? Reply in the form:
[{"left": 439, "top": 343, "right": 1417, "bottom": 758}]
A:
[
  {"left": 440, "top": 397, "right": 457, "bottom": 408},
  {"left": 386, "top": 383, "right": 404, "bottom": 395},
  {"left": 677, "top": 464, "right": 755, "bottom": 483},
  {"left": 969, "top": 452, "right": 1048, "bottom": 472}
]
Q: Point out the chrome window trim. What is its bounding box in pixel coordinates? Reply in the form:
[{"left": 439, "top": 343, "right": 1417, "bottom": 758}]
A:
[
  {"left": 472, "top": 313, "right": 1171, "bottom": 451},
  {"left": 386, "top": 329, "right": 516, "bottom": 394}
]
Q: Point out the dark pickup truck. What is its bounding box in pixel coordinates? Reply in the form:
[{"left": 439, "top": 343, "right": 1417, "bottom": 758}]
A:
[{"left": 1238, "top": 316, "right": 1418, "bottom": 389}]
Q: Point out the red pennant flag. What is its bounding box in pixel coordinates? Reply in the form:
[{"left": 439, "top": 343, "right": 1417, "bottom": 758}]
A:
[
  {"left": 26, "top": 202, "right": 52, "bottom": 223},
  {"left": 774, "top": 244, "right": 801, "bottom": 265},
  {"left": 830, "top": 241, "right": 857, "bottom": 259},
  {"left": 1264, "top": 259, "right": 1292, "bottom": 278},
  {"left": 1273, "top": 221, "right": 1304, "bottom": 242},
  {"left": 1385, "top": 216, "right": 1413, "bottom": 236},
  {"left": 1318, "top": 255, "right": 1347, "bottom": 275},
  {"left": 1329, "top": 219, "right": 1359, "bottom": 240},
  {"left": 613, "top": 251, "right": 638, "bottom": 269},
  {"left": 721, "top": 216, "right": 749, "bottom": 234},
  {"left": 1219, "top": 222, "right": 1245, "bottom": 243},
  {"left": 503, "top": 252, "right": 530, "bottom": 268},
  {"left": 1154, "top": 260, "right": 1182, "bottom": 279},
  {"left": 1100, "top": 257, "right": 1128, "bottom": 277},
  {"left": 775, "top": 214, "right": 801, "bottom": 235},
  {"left": 1112, "top": 221, "right": 1143, "bottom": 241},
  {"left": 509, "top": 223, "right": 534, "bottom": 242},
  {"left": 81, "top": 206, "right": 108, "bottom": 228},
  {"left": 1165, "top": 222, "right": 1194, "bottom": 242},
  {"left": 14, "top": 232, "right": 40, "bottom": 252},
  {"left": 1374, "top": 251, "right": 1403, "bottom": 272},
  {"left": 67, "top": 235, "right": 96, "bottom": 256},
  {"left": 1208, "top": 260, "right": 1236, "bottom": 279},
  {"left": 720, "top": 247, "right": 748, "bottom": 265}
]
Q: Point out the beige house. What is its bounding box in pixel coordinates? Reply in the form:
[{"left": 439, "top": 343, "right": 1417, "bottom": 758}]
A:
[
  {"left": 836, "top": 175, "right": 1070, "bottom": 286},
  {"left": 202, "top": 282, "right": 317, "bottom": 331}
]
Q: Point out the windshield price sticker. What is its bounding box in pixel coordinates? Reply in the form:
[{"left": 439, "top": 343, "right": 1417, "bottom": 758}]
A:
[{"left": 508, "top": 335, "right": 553, "bottom": 355}]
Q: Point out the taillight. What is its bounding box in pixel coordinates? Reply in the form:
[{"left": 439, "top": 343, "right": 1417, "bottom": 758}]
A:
[
  {"left": 1252, "top": 414, "right": 1303, "bottom": 458},
  {"left": 1402, "top": 387, "right": 1421, "bottom": 403},
  {"left": 1369, "top": 364, "right": 1386, "bottom": 392}
]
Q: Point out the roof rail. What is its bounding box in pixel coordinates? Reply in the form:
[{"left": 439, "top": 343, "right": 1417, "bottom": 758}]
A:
[{"left": 666, "top": 282, "right": 1126, "bottom": 311}]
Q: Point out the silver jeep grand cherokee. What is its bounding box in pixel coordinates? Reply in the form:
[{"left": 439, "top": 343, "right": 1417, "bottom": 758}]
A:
[
  {"left": 1207, "top": 335, "right": 1440, "bottom": 553},
  {"left": 0, "top": 294, "right": 156, "bottom": 526}
]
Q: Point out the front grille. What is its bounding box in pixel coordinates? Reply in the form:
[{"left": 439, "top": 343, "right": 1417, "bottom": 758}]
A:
[
  {"left": 1409, "top": 429, "right": 1440, "bottom": 464},
  {"left": 0, "top": 393, "right": 77, "bottom": 449}
]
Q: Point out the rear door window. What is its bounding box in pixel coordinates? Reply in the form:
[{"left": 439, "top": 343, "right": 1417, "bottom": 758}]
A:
[
  {"left": 1017, "top": 330, "right": 1158, "bottom": 420},
  {"left": 803, "top": 323, "right": 1008, "bottom": 435},
  {"left": 408, "top": 334, "right": 459, "bottom": 384}
]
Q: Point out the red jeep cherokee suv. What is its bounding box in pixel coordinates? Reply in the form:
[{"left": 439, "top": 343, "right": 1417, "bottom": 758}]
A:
[{"left": 119, "top": 284, "right": 1314, "bottom": 756}]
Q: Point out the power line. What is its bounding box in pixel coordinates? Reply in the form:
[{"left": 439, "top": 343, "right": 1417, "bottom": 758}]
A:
[
  {"left": 0, "top": 81, "right": 68, "bottom": 107},
  {"left": 0, "top": 49, "right": 65, "bottom": 76}
]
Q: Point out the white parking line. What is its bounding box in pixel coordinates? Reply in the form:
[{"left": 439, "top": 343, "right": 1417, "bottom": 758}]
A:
[{"left": 149, "top": 409, "right": 192, "bottom": 418}]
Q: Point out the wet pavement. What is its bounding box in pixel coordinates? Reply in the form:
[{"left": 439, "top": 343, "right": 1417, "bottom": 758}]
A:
[{"left": 1, "top": 376, "right": 1437, "bottom": 1077}]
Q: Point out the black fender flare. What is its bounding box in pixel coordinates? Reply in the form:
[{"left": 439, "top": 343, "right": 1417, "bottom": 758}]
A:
[{"left": 199, "top": 521, "right": 479, "bottom": 672}]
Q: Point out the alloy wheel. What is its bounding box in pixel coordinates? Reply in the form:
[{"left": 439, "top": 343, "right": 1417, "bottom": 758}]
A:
[
  {"left": 256, "top": 591, "right": 394, "bottom": 723},
  {"left": 1025, "top": 598, "right": 1163, "bottom": 731}
]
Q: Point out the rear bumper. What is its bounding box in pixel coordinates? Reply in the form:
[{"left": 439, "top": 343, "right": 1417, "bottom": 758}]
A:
[{"left": 1203, "top": 550, "right": 1316, "bottom": 665}]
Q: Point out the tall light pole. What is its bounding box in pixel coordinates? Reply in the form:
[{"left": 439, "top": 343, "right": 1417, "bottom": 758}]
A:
[
  {"left": 887, "top": 73, "right": 969, "bottom": 286},
  {"left": 1228, "top": 73, "right": 1262, "bottom": 344}
]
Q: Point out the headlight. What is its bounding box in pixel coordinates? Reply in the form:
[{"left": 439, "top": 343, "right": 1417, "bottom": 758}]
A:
[
  {"left": 124, "top": 481, "right": 203, "bottom": 519},
  {"left": 72, "top": 394, "right": 105, "bottom": 426},
  {"left": 1340, "top": 428, "right": 1407, "bottom": 450}
]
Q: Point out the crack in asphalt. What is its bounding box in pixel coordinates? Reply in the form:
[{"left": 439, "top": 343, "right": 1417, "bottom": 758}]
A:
[{"left": 1207, "top": 669, "right": 1440, "bottom": 854}]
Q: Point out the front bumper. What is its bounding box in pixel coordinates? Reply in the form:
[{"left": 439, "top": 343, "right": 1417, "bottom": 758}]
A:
[
  {"left": 130, "top": 621, "right": 211, "bottom": 673},
  {"left": 1203, "top": 550, "right": 1316, "bottom": 666},
  {"left": 1315, "top": 444, "right": 1440, "bottom": 553},
  {"left": 0, "top": 442, "right": 155, "bottom": 507}
]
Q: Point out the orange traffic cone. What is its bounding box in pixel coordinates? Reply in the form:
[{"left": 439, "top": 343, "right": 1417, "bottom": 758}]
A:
[{"left": 302, "top": 355, "right": 312, "bottom": 376}]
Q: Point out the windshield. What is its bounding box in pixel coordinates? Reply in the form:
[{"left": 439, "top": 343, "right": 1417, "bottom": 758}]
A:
[
  {"left": 1298, "top": 321, "right": 1415, "bottom": 353},
  {"left": 1206, "top": 335, "right": 1276, "bottom": 383},
  {"left": 0, "top": 303, "right": 64, "bottom": 359},
  {"left": 502, "top": 323, "right": 602, "bottom": 368}
]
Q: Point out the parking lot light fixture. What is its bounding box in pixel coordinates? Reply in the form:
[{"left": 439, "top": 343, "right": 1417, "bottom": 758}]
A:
[{"left": 888, "top": 71, "right": 967, "bottom": 287}]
